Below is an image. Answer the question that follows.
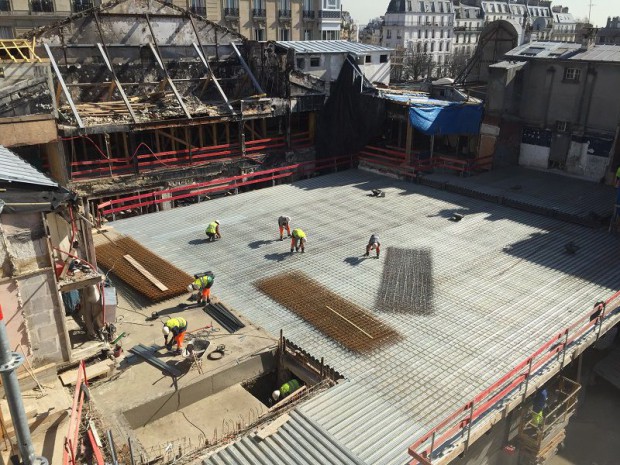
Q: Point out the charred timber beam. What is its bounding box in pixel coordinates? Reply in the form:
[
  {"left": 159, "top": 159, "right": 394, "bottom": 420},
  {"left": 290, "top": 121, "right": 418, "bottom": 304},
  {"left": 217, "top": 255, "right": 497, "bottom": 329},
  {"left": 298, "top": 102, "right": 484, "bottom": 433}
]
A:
[
  {"left": 43, "top": 43, "right": 84, "bottom": 129},
  {"left": 230, "top": 42, "right": 264, "bottom": 95}
]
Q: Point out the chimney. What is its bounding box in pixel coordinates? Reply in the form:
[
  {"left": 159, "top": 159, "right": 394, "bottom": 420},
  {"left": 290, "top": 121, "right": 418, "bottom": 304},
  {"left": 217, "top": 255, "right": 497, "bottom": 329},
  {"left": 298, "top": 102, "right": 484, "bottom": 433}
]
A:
[{"left": 579, "top": 27, "right": 596, "bottom": 51}]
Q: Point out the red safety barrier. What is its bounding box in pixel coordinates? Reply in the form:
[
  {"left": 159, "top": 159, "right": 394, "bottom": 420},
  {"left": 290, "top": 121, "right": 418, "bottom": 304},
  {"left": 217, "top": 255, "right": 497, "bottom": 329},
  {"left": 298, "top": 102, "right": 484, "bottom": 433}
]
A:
[
  {"left": 408, "top": 291, "right": 620, "bottom": 465},
  {"left": 63, "top": 361, "right": 88, "bottom": 465}
]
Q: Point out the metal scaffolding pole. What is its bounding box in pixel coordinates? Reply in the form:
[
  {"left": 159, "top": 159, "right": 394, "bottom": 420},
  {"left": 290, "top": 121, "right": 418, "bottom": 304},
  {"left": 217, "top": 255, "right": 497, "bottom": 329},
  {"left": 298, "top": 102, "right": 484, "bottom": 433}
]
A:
[{"left": 0, "top": 306, "right": 47, "bottom": 465}]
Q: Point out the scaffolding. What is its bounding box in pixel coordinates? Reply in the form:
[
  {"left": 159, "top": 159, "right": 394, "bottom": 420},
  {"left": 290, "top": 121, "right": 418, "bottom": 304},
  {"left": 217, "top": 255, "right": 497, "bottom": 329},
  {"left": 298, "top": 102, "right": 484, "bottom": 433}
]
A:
[
  {"left": 518, "top": 377, "right": 580, "bottom": 465},
  {"left": 0, "top": 39, "right": 41, "bottom": 62}
]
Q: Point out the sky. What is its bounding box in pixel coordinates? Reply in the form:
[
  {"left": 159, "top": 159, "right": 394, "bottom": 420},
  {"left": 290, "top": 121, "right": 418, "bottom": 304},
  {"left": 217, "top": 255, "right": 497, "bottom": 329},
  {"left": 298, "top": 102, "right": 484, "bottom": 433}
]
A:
[{"left": 342, "top": 0, "right": 616, "bottom": 28}]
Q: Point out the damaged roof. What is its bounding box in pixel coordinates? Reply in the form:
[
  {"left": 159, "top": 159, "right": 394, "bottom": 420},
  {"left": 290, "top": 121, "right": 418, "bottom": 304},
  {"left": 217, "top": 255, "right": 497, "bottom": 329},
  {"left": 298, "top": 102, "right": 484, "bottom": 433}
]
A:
[
  {"left": 0, "top": 145, "right": 57, "bottom": 188},
  {"left": 277, "top": 40, "right": 393, "bottom": 56}
]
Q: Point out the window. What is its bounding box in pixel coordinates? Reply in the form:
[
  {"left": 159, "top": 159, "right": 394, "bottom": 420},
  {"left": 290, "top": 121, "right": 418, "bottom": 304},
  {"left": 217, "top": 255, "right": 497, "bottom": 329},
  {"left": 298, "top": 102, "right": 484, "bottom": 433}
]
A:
[
  {"left": 418, "top": 30, "right": 421, "bottom": 38},
  {"left": 380, "top": 54, "right": 388, "bottom": 63},
  {"left": 279, "top": 28, "right": 290, "bottom": 40},
  {"left": 0, "top": 1, "right": 10, "bottom": 12},
  {"left": 419, "top": 1, "right": 425, "bottom": 12},
  {"left": 431, "top": 42, "right": 434, "bottom": 52},
  {"left": 439, "top": 42, "right": 443, "bottom": 51},
  {"left": 296, "top": 58, "right": 305, "bottom": 69},
  {"left": 365, "top": 55, "right": 372, "bottom": 63},
  {"left": 407, "top": 0, "right": 412, "bottom": 11},
  {"left": 254, "top": 28, "right": 265, "bottom": 41},
  {"left": 387, "top": 29, "right": 392, "bottom": 39},
  {"left": 563, "top": 68, "right": 581, "bottom": 81},
  {"left": 303, "top": 29, "right": 312, "bottom": 40},
  {"left": 556, "top": 121, "right": 568, "bottom": 132},
  {"left": 310, "top": 57, "right": 320, "bottom": 67},
  {"left": 417, "top": 43, "right": 421, "bottom": 53},
  {"left": 323, "top": 0, "right": 338, "bottom": 9}
]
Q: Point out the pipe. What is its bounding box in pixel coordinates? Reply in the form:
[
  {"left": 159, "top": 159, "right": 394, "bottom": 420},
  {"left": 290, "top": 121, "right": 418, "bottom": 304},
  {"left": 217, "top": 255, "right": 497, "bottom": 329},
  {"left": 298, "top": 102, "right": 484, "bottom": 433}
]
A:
[{"left": 0, "top": 306, "right": 47, "bottom": 465}]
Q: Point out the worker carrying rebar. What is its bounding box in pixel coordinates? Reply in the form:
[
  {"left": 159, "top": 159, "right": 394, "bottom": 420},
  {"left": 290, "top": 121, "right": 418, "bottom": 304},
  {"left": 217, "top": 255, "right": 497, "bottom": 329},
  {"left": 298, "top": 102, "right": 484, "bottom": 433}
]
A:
[
  {"left": 187, "top": 271, "right": 215, "bottom": 305},
  {"left": 365, "top": 234, "right": 381, "bottom": 259},
  {"left": 278, "top": 216, "right": 292, "bottom": 241},
  {"left": 205, "top": 220, "right": 222, "bottom": 242},
  {"left": 531, "top": 387, "right": 548, "bottom": 427},
  {"left": 272, "top": 378, "right": 302, "bottom": 402},
  {"left": 290, "top": 228, "right": 307, "bottom": 253},
  {"left": 163, "top": 317, "right": 188, "bottom": 353}
]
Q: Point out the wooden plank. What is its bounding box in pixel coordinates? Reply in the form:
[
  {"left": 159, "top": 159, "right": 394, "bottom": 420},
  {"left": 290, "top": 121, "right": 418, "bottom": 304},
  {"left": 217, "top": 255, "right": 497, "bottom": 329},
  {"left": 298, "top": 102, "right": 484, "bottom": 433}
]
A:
[
  {"left": 59, "top": 360, "right": 113, "bottom": 386},
  {"left": 123, "top": 254, "right": 169, "bottom": 291}
]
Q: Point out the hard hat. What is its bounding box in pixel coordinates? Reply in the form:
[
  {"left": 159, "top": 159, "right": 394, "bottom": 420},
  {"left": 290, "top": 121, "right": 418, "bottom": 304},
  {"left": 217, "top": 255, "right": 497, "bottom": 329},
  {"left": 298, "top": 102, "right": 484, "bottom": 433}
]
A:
[
  {"left": 162, "top": 326, "right": 170, "bottom": 336},
  {"left": 187, "top": 284, "right": 194, "bottom": 292},
  {"left": 272, "top": 390, "right": 281, "bottom": 402},
  {"left": 215, "top": 220, "right": 220, "bottom": 225}
]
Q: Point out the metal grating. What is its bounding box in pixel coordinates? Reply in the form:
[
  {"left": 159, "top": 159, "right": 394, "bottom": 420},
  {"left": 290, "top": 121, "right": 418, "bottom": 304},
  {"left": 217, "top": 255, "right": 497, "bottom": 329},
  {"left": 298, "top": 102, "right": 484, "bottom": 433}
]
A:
[
  {"left": 257, "top": 271, "right": 401, "bottom": 353},
  {"left": 96, "top": 236, "right": 193, "bottom": 302}
]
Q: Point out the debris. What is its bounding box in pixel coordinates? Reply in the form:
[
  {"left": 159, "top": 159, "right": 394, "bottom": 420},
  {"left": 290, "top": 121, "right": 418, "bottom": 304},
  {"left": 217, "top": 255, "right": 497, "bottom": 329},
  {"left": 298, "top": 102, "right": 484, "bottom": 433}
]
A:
[
  {"left": 369, "top": 189, "right": 386, "bottom": 197},
  {"left": 449, "top": 213, "right": 464, "bottom": 222}
]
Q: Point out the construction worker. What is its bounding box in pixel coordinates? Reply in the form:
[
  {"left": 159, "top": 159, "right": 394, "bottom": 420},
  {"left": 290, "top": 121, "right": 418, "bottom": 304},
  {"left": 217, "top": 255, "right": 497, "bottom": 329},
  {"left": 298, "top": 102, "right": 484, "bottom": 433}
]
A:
[
  {"left": 365, "top": 234, "right": 381, "bottom": 259},
  {"left": 163, "top": 317, "right": 188, "bottom": 353},
  {"left": 616, "top": 165, "right": 620, "bottom": 187},
  {"left": 205, "top": 220, "right": 221, "bottom": 242},
  {"left": 531, "top": 388, "right": 548, "bottom": 428},
  {"left": 272, "top": 378, "right": 302, "bottom": 402},
  {"left": 187, "top": 272, "right": 215, "bottom": 304},
  {"left": 278, "top": 216, "right": 292, "bottom": 241},
  {"left": 290, "top": 228, "right": 307, "bottom": 253}
]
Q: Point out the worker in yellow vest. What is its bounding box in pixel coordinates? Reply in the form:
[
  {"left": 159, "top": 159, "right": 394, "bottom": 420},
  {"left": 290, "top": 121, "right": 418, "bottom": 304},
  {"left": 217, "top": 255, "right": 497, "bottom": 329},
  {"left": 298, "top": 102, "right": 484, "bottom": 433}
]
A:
[
  {"left": 187, "top": 272, "right": 215, "bottom": 304},
  {"left": 205, "top": 220, "right": 221, "bottom": 242},
  {"left": 290, "top": 228, "right": 307, "bottom": 253},
  {"left": 163, "top": 317, "right": 188, "bottom": 352},
  {"left": 272, "top": 378, "right": 302, "bottom": 402}
]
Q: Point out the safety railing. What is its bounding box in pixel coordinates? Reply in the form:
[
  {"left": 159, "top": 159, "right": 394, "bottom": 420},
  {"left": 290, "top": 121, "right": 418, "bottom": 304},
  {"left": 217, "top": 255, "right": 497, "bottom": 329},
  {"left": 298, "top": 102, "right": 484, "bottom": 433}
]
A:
[
  {"left": 408, "top": 290, "right": 620, "bottom": 465},
  {"left": 96, "top": 154, "right": 352, "bottom": 221},
  {"left": 63, "top": 361, "right": 88, "bottom": 465}
]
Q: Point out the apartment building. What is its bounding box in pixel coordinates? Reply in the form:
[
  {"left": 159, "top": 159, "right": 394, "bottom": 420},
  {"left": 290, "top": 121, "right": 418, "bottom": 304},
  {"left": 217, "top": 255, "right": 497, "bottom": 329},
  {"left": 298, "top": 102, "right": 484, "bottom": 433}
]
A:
[
  {"left": 551, "top": 5, "right": 577, "bottom": 42},
  {"left": 0, "top": 0, "right": 344, "bottom": 41},
  {"left": 598, "top": 16, "right": 620, "bottom": 45},
  {"left": 453, "top": 2, "right": 483, "bottom": 57},
  {"left": 382, "top": 0, "right": 455, "bottom": 70}
]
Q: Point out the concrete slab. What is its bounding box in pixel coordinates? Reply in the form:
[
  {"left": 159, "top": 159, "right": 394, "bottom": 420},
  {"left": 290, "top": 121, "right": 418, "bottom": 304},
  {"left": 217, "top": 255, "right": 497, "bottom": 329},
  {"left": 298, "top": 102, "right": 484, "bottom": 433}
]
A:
[{"left": 110, "top": 169, "right": 620, "bottom": 465}]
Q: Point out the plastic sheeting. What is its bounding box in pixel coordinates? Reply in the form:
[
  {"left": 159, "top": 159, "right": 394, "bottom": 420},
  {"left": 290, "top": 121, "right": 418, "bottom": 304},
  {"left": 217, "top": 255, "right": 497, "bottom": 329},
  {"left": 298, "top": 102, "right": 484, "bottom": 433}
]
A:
[{"left": 409, "top": 103, "right": 483, "bottom": 136}]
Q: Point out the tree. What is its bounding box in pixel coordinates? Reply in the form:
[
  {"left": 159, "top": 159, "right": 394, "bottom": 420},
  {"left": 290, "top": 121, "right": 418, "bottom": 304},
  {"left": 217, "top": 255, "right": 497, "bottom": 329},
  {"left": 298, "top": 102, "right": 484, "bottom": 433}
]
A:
[
  {"left": 402, "top": 51, "right": 433, "bottom": 81},
  {"left": 443, "top": 51, "right": 471, "bottom": 78}
]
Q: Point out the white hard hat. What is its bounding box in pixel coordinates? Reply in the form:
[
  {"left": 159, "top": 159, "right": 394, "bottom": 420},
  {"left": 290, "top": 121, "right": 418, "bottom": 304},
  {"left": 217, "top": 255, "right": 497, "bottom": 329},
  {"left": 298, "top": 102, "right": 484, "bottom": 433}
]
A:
[
  {"left": 215, "top": 220, "right": 220, "bottom": 225},
  {"left": 187, "top": 284, "right": 194, "bottom": 292},
  {"left": 162, "top": 326, "right": 170, "bottom": 336},
  {"left": 272, "top": 390, "right": 281, "bottom": 402}
]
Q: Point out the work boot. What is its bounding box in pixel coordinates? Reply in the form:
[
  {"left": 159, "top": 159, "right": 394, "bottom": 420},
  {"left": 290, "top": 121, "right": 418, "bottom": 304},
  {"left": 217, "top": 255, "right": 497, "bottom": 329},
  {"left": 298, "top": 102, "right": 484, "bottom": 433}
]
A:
[
  {"left": 301, "top": 249, "right": 305, "bottom": 253},
  {"left": 290, "top": 249, "right": 294, "bottom": 253},
  {"left": 376, "top": 254, "right": 380, "bottom": 259},
  {"left": 280, "top": 236, "right": 283, "bottom": 241},
  {"left": 364, "top": 252, "right": 369, "bottom": 257},
  {"left": 206, "top": 298, "right": 211, "bottom": 304},
  {"left": 296, "top": 247, "right": 299, "bottom": 252}
]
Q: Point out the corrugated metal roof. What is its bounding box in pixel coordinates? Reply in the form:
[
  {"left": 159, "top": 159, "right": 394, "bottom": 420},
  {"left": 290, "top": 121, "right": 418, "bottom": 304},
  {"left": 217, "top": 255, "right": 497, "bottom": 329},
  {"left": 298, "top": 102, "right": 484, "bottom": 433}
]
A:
[
  {"left": 277, "top": 40, "right": 393, "bottom": 55},
  {"left": 505, "top": 42, "right": 620, "bottom": 62},
  {"left": 113, "top": 169, "right": 620, "bottom": 465},
  {"left": 0, "top": 145, "right": 58, "bottom": 188}
]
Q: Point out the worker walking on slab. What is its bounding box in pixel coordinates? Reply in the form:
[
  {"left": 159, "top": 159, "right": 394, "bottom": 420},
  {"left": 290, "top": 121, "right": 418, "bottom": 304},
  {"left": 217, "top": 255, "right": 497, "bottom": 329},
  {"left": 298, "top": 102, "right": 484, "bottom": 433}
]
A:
[
  {"left": 290, "top": 228, "right": 307, "bottom": 253},
  {"left": 187, "top": 271, "right": 215, "bottom": 305},
  {"left": 365, "top": 234, "right": 381, "bottom": 259},
  {"left": 272, "top": 378, "right": 302, "bottom": 403},
  {"left": 205, "top": 220, "right": 221, "bottom": 242},
  {"left": 163, "top": 317, "right": 188, "bottom": 353},
  {"left": 278, "top": 215, "right": 292, "bottom": 241}
]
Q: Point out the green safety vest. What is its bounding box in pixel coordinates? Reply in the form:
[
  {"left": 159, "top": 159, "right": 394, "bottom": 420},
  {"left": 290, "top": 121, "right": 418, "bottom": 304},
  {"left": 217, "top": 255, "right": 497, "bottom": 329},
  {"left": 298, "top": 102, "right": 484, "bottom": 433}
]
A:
[
  {"left": 206, "top": 222, "right": 218, "bottom": 234},
  {"left": 616, "top": 166, "right": 620, "bottom": 178},
  {"left": 292, "top": 229, "right": 306, "bottom": 239},
  {"left": 166, "top": 317, "right": 187, "bottom": 331},
  {"left": 193, "top": 275, "right": 214, "bottom": 289},
  {"left": 280, "top": 379, "right": 301, "bottom": 397}
]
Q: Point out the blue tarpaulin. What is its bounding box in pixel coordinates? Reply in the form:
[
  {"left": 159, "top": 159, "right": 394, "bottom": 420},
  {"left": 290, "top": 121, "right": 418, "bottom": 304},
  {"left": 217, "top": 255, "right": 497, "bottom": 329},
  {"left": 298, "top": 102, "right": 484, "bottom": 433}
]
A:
[{"left": 409, "top": 103, "right": 483, "bottom": 136}]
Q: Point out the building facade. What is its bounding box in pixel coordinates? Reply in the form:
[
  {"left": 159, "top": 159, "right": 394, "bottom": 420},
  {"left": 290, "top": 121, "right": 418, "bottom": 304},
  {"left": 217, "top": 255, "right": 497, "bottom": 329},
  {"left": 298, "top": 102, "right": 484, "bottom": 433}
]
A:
[
  {"left": 453, "top": 2, "right": 484, "bottom": 57},
  {"left": 0, "top": 0, "right": 345, "bottom": 41},
  {"left": 597, "top": 16, "right": 620, "bottom": 45},
  {"left": 551, "top": 5, "right": 577, "bottom": 42}
]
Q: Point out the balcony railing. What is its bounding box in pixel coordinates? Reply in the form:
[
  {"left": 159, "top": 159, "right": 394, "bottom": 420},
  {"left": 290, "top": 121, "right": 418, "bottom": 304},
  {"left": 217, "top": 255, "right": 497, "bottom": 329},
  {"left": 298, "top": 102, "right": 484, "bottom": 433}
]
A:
[
  {"left": 454, "top": 26, "right": 484, "bottom": 31},
  {"left": 318, "top": 9, "right": 340, "bottom": 19},
  {"left": 224, "top": 7, "right": 239, "bottom": 17},
  {"left": 278, "top": 9, "right": 291, "bottom": 18},
  {"left": 302, "top": 10, "right": 314, "bottom": 19},
  {"left": 72, "top": 0, "right": 92, "bottom": 12},
  {"left": 0, "top": 0, "right": 10, "bottom": 11},
  {"left": 190, "top": 5, "right": 206, "bottom": 16},
  {"left": 30, "top": 0, "right": 54, "bottom": 12},
  {"left": 252, "top": 8, "right": 266, "bottom": 18}
]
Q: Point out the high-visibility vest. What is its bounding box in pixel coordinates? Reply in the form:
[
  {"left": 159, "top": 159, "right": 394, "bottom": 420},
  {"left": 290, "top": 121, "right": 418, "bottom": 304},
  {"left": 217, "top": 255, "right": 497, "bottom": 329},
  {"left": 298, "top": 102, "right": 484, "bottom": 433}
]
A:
[
  {"left": 616, "top": 166, "right": 620, "bottom": 178},
  {"left": 206, "top": 222, "right": 218, "bottom": 234},
  {"left": 292, "top": 229, "right": 306, "bottom": 239},
  {"left": 193, "top": 275, "right": 214, "bottom": 289},
  {"left": 166, "top": 317, "right": 187, "bottom": 332},
  {"left": 280, "top": 379, "right": 301, "bottom": 397}
]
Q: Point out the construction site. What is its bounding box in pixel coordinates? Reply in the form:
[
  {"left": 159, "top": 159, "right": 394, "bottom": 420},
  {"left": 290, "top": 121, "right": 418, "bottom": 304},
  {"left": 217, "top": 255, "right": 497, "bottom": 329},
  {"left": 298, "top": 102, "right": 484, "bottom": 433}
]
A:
[{"left": 0, "top": 1, "right": 620, "bottom": 465}]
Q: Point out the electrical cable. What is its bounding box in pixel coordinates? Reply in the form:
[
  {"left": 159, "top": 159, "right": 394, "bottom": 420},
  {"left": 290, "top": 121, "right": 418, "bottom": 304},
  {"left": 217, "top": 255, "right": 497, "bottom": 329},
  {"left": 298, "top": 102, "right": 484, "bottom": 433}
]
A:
[{"left": 181, "top": 411, "right": 207, "bottom": 438}]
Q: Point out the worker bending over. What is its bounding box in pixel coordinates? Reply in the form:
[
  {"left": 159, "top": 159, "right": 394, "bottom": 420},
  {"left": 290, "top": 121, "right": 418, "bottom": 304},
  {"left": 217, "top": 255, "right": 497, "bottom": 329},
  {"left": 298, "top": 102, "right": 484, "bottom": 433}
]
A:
[
  {"left": 290, "top": 228, "right": 307, "bottom": 253},
  {"left": 187, "top": 271, "right": 215, "bottom": 305},
  {"left": 205, "top": 220, "right": 221, "bottom": 242},
  {"left": 278, "top": 216, "right": 292, "bottom": 241},
  {"left": 272, "top": 379, "right": 302, "bottom": 402},
  {"left": 365, "top": 234, "right": 381, "bottom": 259},
  {"left": 163, "top": 317, "right": 188, "bottom": 353}
]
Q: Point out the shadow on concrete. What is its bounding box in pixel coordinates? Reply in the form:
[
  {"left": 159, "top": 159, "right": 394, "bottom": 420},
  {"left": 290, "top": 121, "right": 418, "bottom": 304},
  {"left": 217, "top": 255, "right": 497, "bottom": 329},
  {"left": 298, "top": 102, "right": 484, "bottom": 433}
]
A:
[
  {"left": 249, "top": 239, "right": 277, "bottom": 249},
  {"left": 344, "top": 256, "right": 365, "bottom": 266},
  {"left": 264, "top": 252, "right": 295, "bottom": 262},
  {"left": 188, "top": 238, "right": 211, "bottom": 245}
]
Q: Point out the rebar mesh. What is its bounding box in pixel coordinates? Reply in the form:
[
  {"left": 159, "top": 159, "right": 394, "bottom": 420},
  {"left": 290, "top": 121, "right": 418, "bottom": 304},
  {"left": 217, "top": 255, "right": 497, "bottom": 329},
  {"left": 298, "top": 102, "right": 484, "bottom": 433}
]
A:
[
  {"left": 256, "top": 271, "right": 400, "bottom": 353},
  {"left": 96, "top": 236, "right": 193, "bottom": 302},
  {"left": 376, "top": 247, "right": 435, "bottom": 315}
]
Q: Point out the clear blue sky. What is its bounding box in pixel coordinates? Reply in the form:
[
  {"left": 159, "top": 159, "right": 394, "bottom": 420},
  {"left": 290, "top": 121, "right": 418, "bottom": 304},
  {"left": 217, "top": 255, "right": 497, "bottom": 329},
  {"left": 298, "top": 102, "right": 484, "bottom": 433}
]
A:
[{"left": 342, "top": 0, "right": 616, "bottom": 28}]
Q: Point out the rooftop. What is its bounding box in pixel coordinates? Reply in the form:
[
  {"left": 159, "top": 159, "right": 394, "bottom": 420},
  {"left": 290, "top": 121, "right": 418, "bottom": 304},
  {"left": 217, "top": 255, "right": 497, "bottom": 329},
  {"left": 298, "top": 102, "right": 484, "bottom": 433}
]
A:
[
  {"left": 505, "top": 42, "right": 620, "bottom": 62},
  {"left": 277, "top": 40, "right": 393, "bottom": 56},
  {"left": 0, "top": 145, "right": 57, "bottom": 188},
  {"left": 112, "top": 169, "right": 620, "bottom": 464}
]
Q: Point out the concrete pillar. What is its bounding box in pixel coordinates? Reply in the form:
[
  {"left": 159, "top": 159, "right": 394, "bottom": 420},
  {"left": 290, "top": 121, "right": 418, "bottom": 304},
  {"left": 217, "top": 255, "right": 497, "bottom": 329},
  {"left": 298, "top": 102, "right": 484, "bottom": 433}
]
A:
[
  {"left": 405, "top": 120, "right": 413, "bottom": 165},
  {"left": 44, "top": 141, "right": 69, "bottom": 186},
  {"left": 308, "top": 112, "right": 316, "bottom": 143},
  {"left": 238, "top": 122, "right": 246, "bottom": 156}
]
